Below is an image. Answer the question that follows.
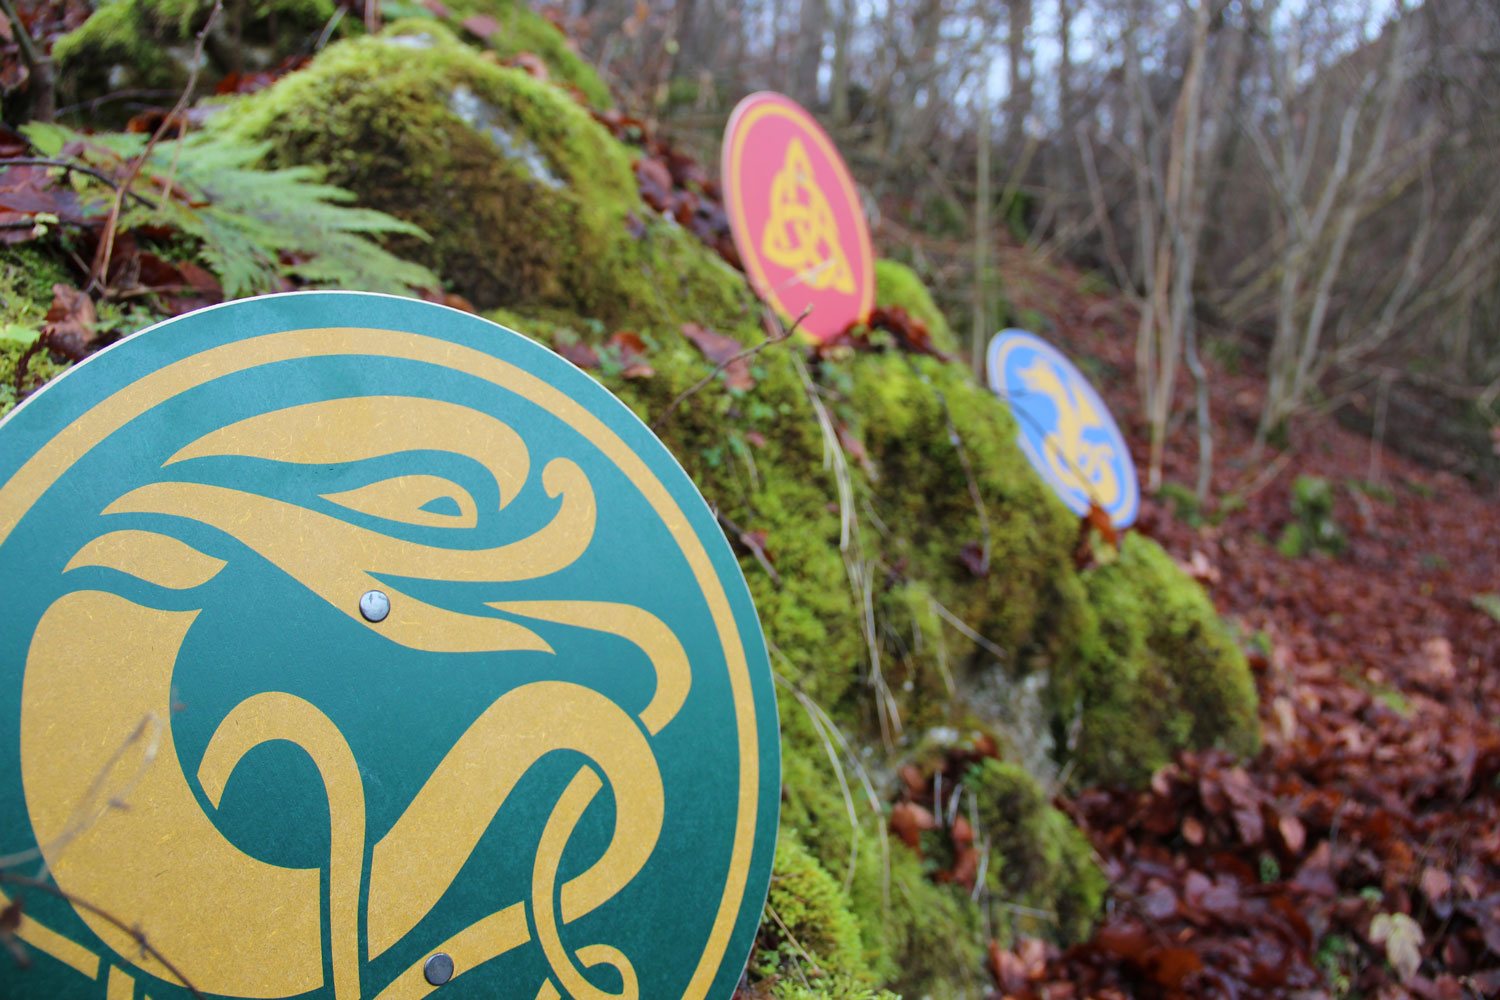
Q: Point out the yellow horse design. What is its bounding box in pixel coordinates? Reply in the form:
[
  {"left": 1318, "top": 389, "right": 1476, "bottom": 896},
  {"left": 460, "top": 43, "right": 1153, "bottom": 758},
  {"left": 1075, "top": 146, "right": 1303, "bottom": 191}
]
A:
[
  {"left": 21, "top": 395, "right": 685, "bottom": 1000},
  {"left": 1017, "top": 357, "right": 1121, "bottom": 510}
]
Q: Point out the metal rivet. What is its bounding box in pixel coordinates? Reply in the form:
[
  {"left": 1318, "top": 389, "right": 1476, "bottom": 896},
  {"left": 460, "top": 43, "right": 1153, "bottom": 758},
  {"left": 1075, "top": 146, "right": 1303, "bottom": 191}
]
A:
[
  {"left": 359, "top": 590, "right": 390, "bottom": 623},
  {"left": 423, "top": 953, "right": 455, "bottom": 987}
]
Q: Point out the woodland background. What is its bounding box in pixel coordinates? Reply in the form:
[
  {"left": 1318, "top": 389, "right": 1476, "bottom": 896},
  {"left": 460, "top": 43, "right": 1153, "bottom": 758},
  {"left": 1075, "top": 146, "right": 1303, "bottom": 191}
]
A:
[{"left": 572, "top": 0, "right": 1500, "bottom": 493}]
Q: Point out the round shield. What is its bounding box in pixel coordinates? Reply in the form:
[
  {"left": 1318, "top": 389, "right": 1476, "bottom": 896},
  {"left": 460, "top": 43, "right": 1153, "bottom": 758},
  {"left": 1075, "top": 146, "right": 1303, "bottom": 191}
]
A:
[
  {"left": 721, "top": 91, "right": 874, "bottom": 342},
  {"left": 0, "top": 292, "right": 780, "bottom": 1000},
  {"left": 986, "top": 329, "right": 1140, "bottom": 528}
]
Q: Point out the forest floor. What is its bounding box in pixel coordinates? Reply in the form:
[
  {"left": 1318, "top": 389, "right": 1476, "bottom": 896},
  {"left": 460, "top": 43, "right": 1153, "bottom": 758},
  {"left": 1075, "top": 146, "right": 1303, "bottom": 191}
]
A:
[{"left": 976, "top": 246, "right": 1500, "bottom": 999}]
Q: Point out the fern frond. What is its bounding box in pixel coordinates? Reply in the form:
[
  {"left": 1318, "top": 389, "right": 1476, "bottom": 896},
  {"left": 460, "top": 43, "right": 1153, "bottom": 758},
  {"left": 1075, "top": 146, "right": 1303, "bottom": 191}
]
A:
[{"left": 21, "top": 123, "right": 440, "bottom": 298}]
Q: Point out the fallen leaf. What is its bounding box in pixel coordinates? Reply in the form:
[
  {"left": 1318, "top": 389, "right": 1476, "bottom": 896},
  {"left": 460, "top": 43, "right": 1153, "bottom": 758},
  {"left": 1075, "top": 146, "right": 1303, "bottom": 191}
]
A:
[
  {"left": 552, "top": 335, "right": 599, "bottom": 369},
  {"left": 1419, "top": 636, "right": 1456, "bottom": 681},
  {"left": 509, "top": 52, "right": 550, "bottom": 80},
  {"left": 635, "top": 157, "right": 675, "bottom": 212},
  {"left": 680, "top": 322, "right": 753, "bottom": 391},
  {"left": 1144, "top": 947, "right": 1202, "bottom": 988},
  {"left": 1085, "top": 499, "right": 1120, "bottom": 546},
  {"left": 1276, "top": 810, "right": 1306, "bottom": 855},
  {"left": 835, "top": 422, "right": 874, "bottom": 476},
  {"left": 41, "top": 284, "right": 99, "bottom": 360},
  {"left": 890, "top": 801, "right": 938, "bottom": 851},
  {"left": 460, "top": 13, "right": 501, "bottom": 38},
  {"left": 1369, "top": 911, "right": 1424, "bottom": 983},
  {"left": 958, "top": 540, "right": 989, "bottom": 577}
]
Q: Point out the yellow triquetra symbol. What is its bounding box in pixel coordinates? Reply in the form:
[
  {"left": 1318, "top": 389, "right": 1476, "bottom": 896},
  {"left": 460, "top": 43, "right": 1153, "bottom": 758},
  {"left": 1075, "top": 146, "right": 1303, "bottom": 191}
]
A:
[
  {"left": 1018, "top": 357, "right": 1122, "bottom": 509},
  {"left": 20, "top": 396, "right": 686, "bottom": 1000},
  {"left": 759, "top": 138, "right": 855, "bottom": 293}
]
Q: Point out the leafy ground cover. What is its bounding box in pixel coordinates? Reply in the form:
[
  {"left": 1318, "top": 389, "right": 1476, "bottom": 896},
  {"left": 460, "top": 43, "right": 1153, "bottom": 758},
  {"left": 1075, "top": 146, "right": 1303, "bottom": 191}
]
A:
[{"left": 980, "top": 247, "right": 1500, "bottom": 999}]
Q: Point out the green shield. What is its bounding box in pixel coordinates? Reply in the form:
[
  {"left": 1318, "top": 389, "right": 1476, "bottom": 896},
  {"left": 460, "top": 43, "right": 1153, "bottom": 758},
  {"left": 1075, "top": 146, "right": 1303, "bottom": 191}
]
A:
[{"left": 0, "top": 292, "right": 779, "bottom": 1000}]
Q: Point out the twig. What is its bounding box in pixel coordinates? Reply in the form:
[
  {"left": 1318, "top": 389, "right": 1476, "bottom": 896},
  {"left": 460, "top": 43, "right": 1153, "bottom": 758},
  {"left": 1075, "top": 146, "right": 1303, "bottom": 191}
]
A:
[
  {"left": 1237, "top": 449, "right": 1293, "bottom": 500},
  {"left": 651, "top": 304, "right": 811, "bottom": 432},
  {"left": 926, "top": 596, "right": 1007, "bottom": 662},
  {"left": 314, "top": 4, "right": 345, "bottom": 51},
  {"left": 763, "top": 903, "right": 823, "bottom": 982},
  {"left": 0, "top": 0, "right": 52, "bottom": 120},
  {"left": 0, "top": 160, "right": 158, "bottom": 208},
  {"left": 0, "top": 219, "right": 92, "bottom": 231},
  {"left": 716, "top": 511, "right": 781, "bottom": 586},
  {"left": 54, "top": 89, "right": 181, "bottom": 118},
  {"left": 772, "top": 672, "right": 860, "bottom": 892},
  {"left": 87, "top": 0, "right": 223, "bottom": 295},
  {"left": 0, "top": 874, "right": 203, "bottom": 998},
  {"left": 771, "top": 658, "right": 892, "bottom": 911}
]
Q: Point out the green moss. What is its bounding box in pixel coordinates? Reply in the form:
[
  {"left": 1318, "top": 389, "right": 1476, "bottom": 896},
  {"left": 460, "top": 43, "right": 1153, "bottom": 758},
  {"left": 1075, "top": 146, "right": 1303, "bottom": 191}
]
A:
[
  {"left": 0, "top": 245, "right": 74, "bottom": 417},
  {"left": 964, "top": 758, "right": 1105, "bottom": 944},
  {"left": 776, "top": 698, "right": 986, "bottom": 1000},
  {"left": 425, "top": 0, "right": 610, "bottom": 107},
  {"left": 873, "top": 259, "right": 957, "bottom": 356},
  {"left": 212, "top": 27, "right": 730, "bottom": 322},
  {"left": 755, "top": 832, "right": 874, "bottom": 988},
  {"left": 1057, "top": 533, "right": 1260, "bottom": 785},
  {"left": 845, "top": 352, "right": 1080, "bottom": 711},
  {"left": 53, "top": 0, "right": 335, "bottom": 102}
]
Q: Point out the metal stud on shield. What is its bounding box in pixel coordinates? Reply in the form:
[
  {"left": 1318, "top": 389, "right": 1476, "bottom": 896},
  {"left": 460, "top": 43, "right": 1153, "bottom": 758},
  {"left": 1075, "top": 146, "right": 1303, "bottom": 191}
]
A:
[{"left": 0, "top": 292, "right": 781, "bottom": 1000}]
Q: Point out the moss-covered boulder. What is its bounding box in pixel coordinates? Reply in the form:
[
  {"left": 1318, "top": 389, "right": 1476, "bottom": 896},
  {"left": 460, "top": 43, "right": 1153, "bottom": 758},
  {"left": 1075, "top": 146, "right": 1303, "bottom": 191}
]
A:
[
  {"left": 210, "top": 25, "right": 728, "bottom": 322},
  {"left": 50, "top": 0, "right": 606, "bottom": 116},
  {"left": 53, "top": 0, "right": 335, "bottom": 100},
  {"left": 1060, "top": 533, "right": 1261, "bottom": 785},
  {"left": 874, "top": 258, "right": 957, "bottom": 356}
]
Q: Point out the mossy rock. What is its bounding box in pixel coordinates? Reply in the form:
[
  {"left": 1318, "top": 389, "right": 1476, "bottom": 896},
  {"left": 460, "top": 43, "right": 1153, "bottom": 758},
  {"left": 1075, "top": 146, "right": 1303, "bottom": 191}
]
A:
[
  {"left": 212, "top": 25, "right": 731, "bottom": 322},
  {"left": 964, "top": 758, "right": 1106, "bottom": 944},
  {"left": 52, "top": 0, "right": 335, "bottom": 104},
  {"left": 873, "top": 258, "right": 957, "bottom": 356},
  {"left": 755, "top": 832, "right": 879, "bottom": 990},
  {"left": 1057, "top": 532, "right": 1261, "bottom": 785},
  {"left": 777, "top": 702, "right": 986, "bottom": 999},
  {"left": 50, "top": 0, "right": 605, "bottom": 120},
  {"left": 419, "top": 0, "right": 610, "bottom": 107}
]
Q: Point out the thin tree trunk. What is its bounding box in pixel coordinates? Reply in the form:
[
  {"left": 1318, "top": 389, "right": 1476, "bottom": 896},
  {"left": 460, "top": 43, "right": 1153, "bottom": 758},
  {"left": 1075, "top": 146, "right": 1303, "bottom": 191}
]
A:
[
  {"left": 973, "top": 83, "right": 994, "bottom": 379},
  {"left": 792, "top": 0, "right": 827, "bottom": 108}
]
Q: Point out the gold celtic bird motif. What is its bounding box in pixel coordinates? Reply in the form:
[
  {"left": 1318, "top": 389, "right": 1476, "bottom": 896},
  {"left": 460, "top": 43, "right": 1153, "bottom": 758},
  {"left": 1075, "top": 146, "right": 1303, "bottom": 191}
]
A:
[
  {"left": 20, "top": 394, "right": 688, "bottom": 1000},
  {"left": 1017, "top": 357, "right": 1122, "bottom": 510},
  {"left": 759, "top": 138, "right": 855, "bottom": 293}
]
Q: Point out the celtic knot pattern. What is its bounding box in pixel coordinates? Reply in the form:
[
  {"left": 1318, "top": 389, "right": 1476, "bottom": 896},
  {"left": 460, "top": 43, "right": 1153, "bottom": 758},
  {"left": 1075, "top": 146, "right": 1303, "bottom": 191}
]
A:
[{"left": 759, "top": 139, "right": 855, "bottom": 293}]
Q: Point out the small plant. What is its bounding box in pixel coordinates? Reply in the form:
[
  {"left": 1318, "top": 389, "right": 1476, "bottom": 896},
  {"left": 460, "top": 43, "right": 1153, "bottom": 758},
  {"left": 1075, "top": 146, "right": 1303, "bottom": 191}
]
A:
[
  {"left": 1277, "top": 475, "right": 1346, "bottom": 557},
  {"left": 21, "top": 123, "right": 438, "bottom": 299},
  {"left": 1156, "top": 481, "right": 1202, "bottom": 527}
]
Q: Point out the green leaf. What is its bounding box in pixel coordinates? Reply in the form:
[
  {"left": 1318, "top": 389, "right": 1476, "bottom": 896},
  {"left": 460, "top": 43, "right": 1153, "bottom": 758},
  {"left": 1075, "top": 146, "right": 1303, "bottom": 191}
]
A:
[
  {"left": 0, "top": 324, "right": 42, "bottom": 346},
  {"left": 1471, "top": 593, "right": 1500, "bottom": 622}
]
